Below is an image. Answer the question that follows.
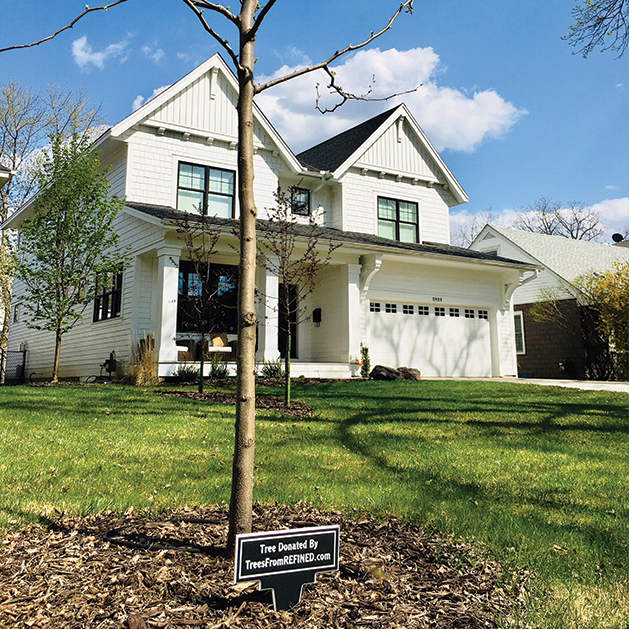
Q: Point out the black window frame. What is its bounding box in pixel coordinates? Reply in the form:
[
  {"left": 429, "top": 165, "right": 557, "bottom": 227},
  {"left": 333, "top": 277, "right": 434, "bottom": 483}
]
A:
[
  {"left": 435, "top": 307, "right": 446, "bottom": 317},
  {"left": 377, "top": 196, "right": 419, "bottom": 243},
  {"left": 93, "top": 272, "right": 123, "bottom": 322},
  {"left": 291, "top": 187, "right": 311, "bottom": 217},
  {"left": 177, "top": 162, "right": 235, "bottom": 218},
  {"left": 418, "top": 305, "right": 429, "bottom": 316},
  {"left": 370, "top": 302, "right": 381, "bottom": 313}
]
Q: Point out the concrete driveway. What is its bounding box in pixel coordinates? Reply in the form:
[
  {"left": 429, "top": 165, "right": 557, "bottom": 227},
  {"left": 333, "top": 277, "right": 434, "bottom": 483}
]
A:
[{"left": 424, "top": 377, "right": 628, "bottom": 394}]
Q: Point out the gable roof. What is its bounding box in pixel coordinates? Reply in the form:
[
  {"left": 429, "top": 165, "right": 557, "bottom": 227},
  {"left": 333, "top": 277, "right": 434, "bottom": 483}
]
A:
[
  {"left": 95, "top": 54, "right": 304, "bottom": 174},
  {"left": 297, "top": 109, "right": 395, "bottom": 172},
  {"left": 476, "top": 225, "right": 628, "bottom": 285},
  {"left": 297, "top": 104, "right": 468, "bottom": 205}
]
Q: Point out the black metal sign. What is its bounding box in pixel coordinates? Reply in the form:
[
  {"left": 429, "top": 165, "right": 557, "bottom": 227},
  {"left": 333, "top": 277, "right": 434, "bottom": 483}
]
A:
[{"left": 234, "top": 525, "right": 340, "bottom": 610}]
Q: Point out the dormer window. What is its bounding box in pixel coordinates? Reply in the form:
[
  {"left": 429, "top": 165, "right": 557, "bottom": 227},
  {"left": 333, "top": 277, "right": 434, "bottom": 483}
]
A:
[
  {"left": 177, "top": 162, "right": 235, "bottom": 218},
  {"left": 291, "top": 187, "right": 310, "bottom": 216},
  {"left": 378, "top": 197, "right": 418, "bottom": 243}
]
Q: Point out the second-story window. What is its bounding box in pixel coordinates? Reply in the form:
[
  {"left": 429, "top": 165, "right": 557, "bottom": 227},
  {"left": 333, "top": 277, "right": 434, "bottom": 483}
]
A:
[
  {"left": 377, "top": 197, "right": 419, "bottom": 243},
  {"left": 291, "top": 187, "right": 310, "bottom": 216},
  {"left": 177, "top": 162, "right": 235, "bottom": 218}
]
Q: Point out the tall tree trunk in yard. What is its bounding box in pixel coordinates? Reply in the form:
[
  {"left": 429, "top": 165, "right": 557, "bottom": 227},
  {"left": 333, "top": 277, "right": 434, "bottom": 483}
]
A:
[{"left": 227, "top": 0, "right": 258, "bottom": 554}]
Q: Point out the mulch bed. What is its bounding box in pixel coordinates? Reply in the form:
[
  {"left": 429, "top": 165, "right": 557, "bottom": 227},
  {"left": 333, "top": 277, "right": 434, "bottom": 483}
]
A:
[
  {"left": 0, "top": 503, "right": 526, "bottom": 629},
  {"left": 159, "top": 389, "right": 317, "bottom": 419}
]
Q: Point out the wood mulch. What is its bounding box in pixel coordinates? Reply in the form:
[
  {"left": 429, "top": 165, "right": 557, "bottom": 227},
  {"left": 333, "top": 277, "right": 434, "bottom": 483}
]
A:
[
  {"left": 0, "top": 503, "right": 528, "bottom": 629},
  {"left": 159, "top": 388, "right": 317, "bottom": 419}
]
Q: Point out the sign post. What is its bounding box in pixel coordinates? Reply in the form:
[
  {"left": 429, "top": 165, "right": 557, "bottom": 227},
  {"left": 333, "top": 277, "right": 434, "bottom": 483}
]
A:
[{"left": 234, "top": 525, "right": 340, "bottom": 610}]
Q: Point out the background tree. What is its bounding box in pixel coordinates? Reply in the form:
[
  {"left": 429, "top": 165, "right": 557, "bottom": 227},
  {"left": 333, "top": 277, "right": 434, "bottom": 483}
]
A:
[
  {"left": 2, "top": 0, "right": 415, "bottom": 551},
  {"left": 0, "top": 80, "right": 103, "bottom": 349},
  {"left": 511, "top": 197, "right": 607, "bottom": 241},
  {"left": 174, "top": 211, "right": 225, "bottom": 394},
  {"left": 13, "top": 134, "right": 127, "bottom": 382},
  {"left": 564, "top": 0, "right": 629, "bottom": 57},
  {"left": 530, "top": 260, "right": 628, "bottom": 381},
  {"left": 258, "top": 188, "right": 340, "bottom": 407},
  {"left": 453, "top": 196, "right": 609, "bottom": 248}
]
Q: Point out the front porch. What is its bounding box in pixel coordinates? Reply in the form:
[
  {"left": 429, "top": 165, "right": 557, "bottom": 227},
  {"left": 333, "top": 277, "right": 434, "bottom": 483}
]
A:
[{"left": 147, "top": 245, "right": 366, "bottom": 379}]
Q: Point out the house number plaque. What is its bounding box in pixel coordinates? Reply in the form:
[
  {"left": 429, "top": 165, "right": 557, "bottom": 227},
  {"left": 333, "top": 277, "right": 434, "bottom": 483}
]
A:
[{"left": 234, "top": 525, "right": 340, "bottom": 610}]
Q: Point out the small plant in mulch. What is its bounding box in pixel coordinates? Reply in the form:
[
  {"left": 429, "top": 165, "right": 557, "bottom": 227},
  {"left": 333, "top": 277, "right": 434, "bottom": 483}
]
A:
[{"left": 0, "top": 503, "right": 531, "bottom": 628}]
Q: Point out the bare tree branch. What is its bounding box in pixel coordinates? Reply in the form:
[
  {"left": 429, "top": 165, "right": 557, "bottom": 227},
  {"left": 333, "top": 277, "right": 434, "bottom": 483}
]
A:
[
  {"left": 249, "top": 0, "right": 279, "bottom": 42},
  {"left": 180, "top": 0, "right": 239, "bottom": 68},
  {"left": 254, "top": 0, "right": 414, "bottom": 95},
  {"left": 0, "top": 1, "right": 131, "bottom": 53},
  {"left": 188, "top": 0, "right": 238, "bottom": 25},
  {"left": 314, "top": 67, "right": 420, "bottom": 114}
]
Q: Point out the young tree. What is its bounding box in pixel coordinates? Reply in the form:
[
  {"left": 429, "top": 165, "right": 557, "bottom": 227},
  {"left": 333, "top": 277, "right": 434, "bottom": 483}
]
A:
[
  {"left": 13, "top": 134, "right": 127, "bottom": 382},
  {"left": 2, "top": 0, "right": 415, "bottom": 551},
  {"left": 174, "top": 211, "right": 231, "bottom": 394},
  {"left": 0, "top": 80, "right": 103, "bottom": 350},
  {"left": 258, "top": 187, "right": 340, "bottom": 407}
]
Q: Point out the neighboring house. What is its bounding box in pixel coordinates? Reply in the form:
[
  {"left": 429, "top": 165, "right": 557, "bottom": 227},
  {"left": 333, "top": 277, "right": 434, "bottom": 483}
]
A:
[
  {"left": 470, "top": 226, "right": 628, "bottom": 379},
  {"left": 4, "top": 55, "right": 537, "bottom": 382}
]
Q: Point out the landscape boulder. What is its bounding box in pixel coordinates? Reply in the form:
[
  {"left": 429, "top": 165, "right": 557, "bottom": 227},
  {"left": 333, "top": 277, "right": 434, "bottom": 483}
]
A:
[
  {"left": 398, "top": 366, "right": 422, "bottom": 380},
  {"left": 369, "top": 365, "right": 403, "bottom": 380}
]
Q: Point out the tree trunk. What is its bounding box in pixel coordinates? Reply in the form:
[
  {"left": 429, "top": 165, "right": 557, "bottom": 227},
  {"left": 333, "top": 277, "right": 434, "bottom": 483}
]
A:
[
  {"left": 198, "top": 334, "right": 205, "bottom": 394},
  {"left": 285, "top": 334, "right": 291, "bottom": 408},
  {"left": 227, "top": 0, "right": 258, "bottom": 555},
  {"left": 52, "top": 325, "right": 62, "bottom": 383}
]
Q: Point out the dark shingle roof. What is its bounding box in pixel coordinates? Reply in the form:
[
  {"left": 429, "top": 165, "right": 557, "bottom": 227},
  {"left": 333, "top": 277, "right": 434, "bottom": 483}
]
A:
[
  {"left": 296, "top": 107, "right": 398, "bottom": 172},
  {"left": 125, "top": 202, "right": 535, "bottom": 269}
]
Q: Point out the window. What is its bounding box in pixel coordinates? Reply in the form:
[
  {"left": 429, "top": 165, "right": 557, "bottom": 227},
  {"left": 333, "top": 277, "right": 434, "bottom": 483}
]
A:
[
  {"left": 514, "top": 311, "right": 525, "bottom": 354},
  {"left": 418, "top": 305, "right": 429, "bottom": 316},
  {"left": 385, "top": 303, "right": 397, "bottom": 314},
  {"left": 93, "top": 272, "right": 123, "bottom": 322},
  {"left": 402, "top": 304, "right": 414, "bottom": 315},
  {"left": 177, "top": 262, "right": 238, "bottom": 333},
  {"left": 370, "top": 301, "right": 381, "bottom": 313},
  {"left": 449, "top": 308, "right": 460, "bottom": 317},
  {"left": 464, "top": 309, "right": 475, "bottom": 319},
  {"left": 478, "top": 309, "right": 489, "bottom": 320},
  {"left": 378, "top": 197, "right": 419, "bottom": 243},
  {"left": 291, "top": 187, "right": 310, "bottom": 216},
  {"left": 435, "top": 307, "right": 445, "bottom": 317},
  {"left": 13, "top": 304, "right": 19, "bottom": 324},
  {"left": 177, "top": 162, "right": 235, "bottom": 218}
]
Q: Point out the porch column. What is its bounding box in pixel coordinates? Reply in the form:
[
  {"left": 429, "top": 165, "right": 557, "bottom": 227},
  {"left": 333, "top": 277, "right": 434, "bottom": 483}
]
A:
[
  {"left": 347, "top": 263, "right": 362, "bottom": 365},
  {"left": 258, "top": 262, "right": 280, "bottom": 362},
  {"left": 155, "top": 246, "right": 181, "bottom": 370}
]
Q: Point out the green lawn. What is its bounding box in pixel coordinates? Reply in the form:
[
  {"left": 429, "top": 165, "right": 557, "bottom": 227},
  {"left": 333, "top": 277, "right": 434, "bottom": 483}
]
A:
[{"left": 0, "top": 380, "right": 626, "bottom": 628}]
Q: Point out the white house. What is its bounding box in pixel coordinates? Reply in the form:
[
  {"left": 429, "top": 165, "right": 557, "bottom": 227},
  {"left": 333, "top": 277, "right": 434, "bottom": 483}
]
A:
[
  {"left": 5, "top": 55, "right": 537, "bottom": 382},
  {"left": 470, "top": 225, "right": 628, "bottom": 379}
]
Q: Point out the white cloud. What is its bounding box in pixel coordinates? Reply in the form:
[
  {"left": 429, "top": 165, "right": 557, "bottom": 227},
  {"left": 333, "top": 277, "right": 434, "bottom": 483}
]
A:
[
  {"left": 143, "top": 45, "right": 165, "bottom": 63},
  {"left": 132, "top": 85, "right": 171, "bottom": 112},
  {"left": 605, "top": 184, "right": 620, "bottom": 191},
  {"left": 255, "top": 47, "right": 527, "bottom": 153},
  {"left": 72, "top": 35, "right": 130, "bottom": 71},
  {"left": 591, "top": 197, "right": 629, "bottom": 237}
]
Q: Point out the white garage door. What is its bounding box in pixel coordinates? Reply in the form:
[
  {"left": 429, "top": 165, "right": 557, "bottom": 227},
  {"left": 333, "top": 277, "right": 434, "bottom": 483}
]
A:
[{"left": 369, "top": 302, "right": 492, "bottom": 377}]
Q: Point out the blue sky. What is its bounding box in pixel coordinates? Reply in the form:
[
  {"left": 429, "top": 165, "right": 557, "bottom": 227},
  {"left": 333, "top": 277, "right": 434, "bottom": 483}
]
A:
[{"left": 2, "top": 0, "right": 627, "bottom": 238}]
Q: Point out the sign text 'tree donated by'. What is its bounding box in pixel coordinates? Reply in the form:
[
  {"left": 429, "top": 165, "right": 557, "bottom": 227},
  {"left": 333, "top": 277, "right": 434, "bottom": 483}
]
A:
[{"left": 234, "top": 525, "right": 340, "bottom": 610}]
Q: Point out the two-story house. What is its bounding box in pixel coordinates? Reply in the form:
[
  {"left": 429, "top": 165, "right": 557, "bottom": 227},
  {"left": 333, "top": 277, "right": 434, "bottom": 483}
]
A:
[{"left": 5, "top": 54, "right": 537, "bottom": 381}]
